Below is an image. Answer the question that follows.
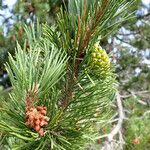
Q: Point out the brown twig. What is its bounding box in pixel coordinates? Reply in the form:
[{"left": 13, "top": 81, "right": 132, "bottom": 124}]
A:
[
  {"left": 74, "top": 0, "right": 109, "bottom": 77},
  {"left": 61, "top": 0, "right": 109, "bottom": 108},
  {"left": 82, "top": 0, "right": 87, "bottom": 22},
  {"left": 75, "top": 16, "right": 81, "bottom": 46}
]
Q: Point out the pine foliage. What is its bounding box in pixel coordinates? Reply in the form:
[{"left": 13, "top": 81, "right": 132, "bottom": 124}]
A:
[{"left": 0, "top": 0, "right": 135, "bottom": 149}]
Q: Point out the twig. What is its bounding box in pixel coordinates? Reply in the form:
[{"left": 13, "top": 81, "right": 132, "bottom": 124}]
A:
[
  {"left": 107, "top": 92, "right": 124, "bottom": 142},
  {"left": 96, "top": 92, "right": 125, "bottom": 150},
  {"left": 0, "top": 87, "right": 13, "bottom": 95},
  {"left": 121, "top": 90, "right": 149, "bottom": 98},
  {"left": 137, "top": 100, "right": 147, "bottom": 106},
  {"left": 121, "top": 90, "right": 149, "bottom": 106}
]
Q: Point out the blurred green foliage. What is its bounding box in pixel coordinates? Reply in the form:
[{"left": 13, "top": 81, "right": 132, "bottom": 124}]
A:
[{"left": 124, "top": 97, "right": 150, "bottom": 150}]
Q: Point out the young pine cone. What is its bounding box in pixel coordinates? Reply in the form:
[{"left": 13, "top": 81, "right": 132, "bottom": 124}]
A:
[{"left": 88, "top": 45, "right": 110, "bottom": 79}]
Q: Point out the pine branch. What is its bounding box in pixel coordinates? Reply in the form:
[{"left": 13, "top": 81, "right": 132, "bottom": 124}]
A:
[
  {"left": 107, "top": 93, "right": 124, "bottom": 142},
  {"left": 43, "top": 0, "right": 135, "bottom": 109},
  {"left": 74, "top": 0, "right": 109, "bottom": 77},
  {"left": 61, "top": 0, "right": 111, "bottom": 108},
  {"left": 0, "top": 1, "right": 136, "bottom": 149},
  {"left": 96, "top": 92, "right": 125, "bottom": 149}
]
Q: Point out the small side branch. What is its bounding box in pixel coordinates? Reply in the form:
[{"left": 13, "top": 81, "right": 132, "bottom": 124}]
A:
[
  {"left": 96, "top": 92, "right": 125, "bottom": 150},
  {"left": 121, "top": 90, "right": 149, "bottom": 106},
  {"left": 107, "top": 92, "right": 125, "bottom": 142}
]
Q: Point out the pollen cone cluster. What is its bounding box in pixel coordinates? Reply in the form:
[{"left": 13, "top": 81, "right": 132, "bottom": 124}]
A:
[
  {"left": 25, "top": 88, "right": 49, "bottom": 136},
  {"left": 25, "top": 105, "right": 49, "bottom": 136},
  {"left": 88, "top": 45, "right": 110, "bottom": 78}
]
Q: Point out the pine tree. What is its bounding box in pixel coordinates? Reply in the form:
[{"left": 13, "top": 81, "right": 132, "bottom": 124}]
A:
[{"left": 0, "top": 0, "right": 135, "bottom": 149}]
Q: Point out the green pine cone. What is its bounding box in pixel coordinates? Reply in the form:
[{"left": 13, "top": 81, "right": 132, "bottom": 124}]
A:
[{"left": 88, "top": 45, "right": 110, "bottom": 78}]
